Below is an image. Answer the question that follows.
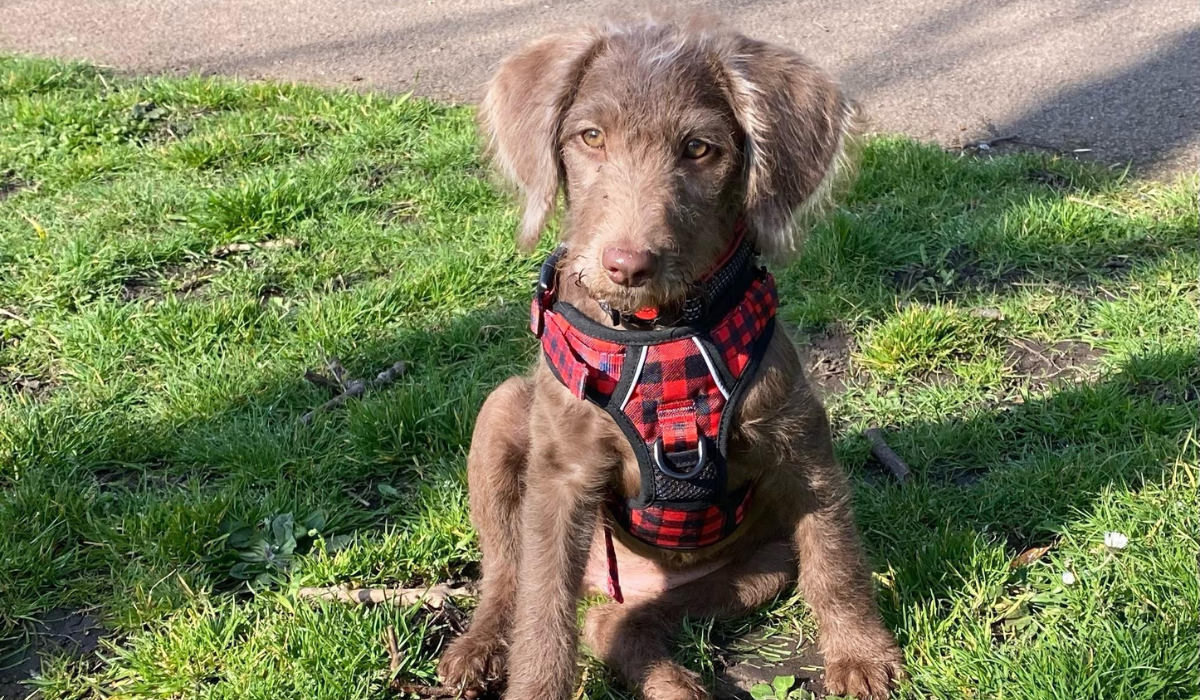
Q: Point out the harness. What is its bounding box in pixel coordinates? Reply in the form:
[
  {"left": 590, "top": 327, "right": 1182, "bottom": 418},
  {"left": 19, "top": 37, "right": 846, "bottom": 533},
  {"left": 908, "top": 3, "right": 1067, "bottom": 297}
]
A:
[{"left": 530, "top": 225, "right": 779, "bottom": 580}]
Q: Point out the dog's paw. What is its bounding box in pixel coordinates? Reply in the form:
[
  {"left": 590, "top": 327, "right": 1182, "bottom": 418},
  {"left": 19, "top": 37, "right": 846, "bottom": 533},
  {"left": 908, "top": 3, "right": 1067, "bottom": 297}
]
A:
[
  {"left": 642, "top": 660, "right": 710, "bottom": 700},
  {"left": 823, "top": 644, "right": 904, "bottom": 700},
  {"left": 438, "top": 631, "right": 507, "bottom": 697}
]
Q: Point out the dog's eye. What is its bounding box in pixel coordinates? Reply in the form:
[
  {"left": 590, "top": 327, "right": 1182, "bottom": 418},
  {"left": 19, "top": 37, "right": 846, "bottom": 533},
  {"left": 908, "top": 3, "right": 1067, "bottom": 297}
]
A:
[
  {"left": 682, "top": 139, "right": 711, "bottom": 160},
  {"left": 581, "top": 129, "right": 605, "bottom": 149}
]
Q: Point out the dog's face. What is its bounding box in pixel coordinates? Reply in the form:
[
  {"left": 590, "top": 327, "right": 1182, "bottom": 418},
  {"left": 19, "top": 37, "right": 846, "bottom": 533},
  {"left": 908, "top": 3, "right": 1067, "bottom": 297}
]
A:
[
  {"left": 556, "top": 39, "right": 745, "bottom": 313},
  {"left": 482, "top": 20, "right": 854, "bottom": 317}
]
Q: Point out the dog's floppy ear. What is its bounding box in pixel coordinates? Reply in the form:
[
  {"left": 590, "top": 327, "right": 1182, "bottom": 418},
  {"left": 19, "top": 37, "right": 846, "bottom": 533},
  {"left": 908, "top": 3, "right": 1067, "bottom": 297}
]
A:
[
  {"left": 716, "top": 36, "right": 856, "bottom": 262},
  {"left": 479, "top": 30, "right": 604, "bottom": 252}
]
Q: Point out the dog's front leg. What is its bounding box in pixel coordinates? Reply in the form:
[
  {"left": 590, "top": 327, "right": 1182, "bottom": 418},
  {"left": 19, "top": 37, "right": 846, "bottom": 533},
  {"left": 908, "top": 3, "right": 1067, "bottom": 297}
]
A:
[
  {"left": 503, "top": 443, "right": 605, "bottom": 700},
  {"left": 773, "top": 409, "right": 904, "bottom": 700},
  {"left": 791, "top": 479, "right": 904, "bottom": 699}
]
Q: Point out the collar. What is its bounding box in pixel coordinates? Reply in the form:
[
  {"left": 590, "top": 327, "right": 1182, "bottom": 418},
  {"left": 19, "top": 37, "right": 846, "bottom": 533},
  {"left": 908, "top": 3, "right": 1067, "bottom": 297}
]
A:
[{"left": 534, "top": 219, "right": 758, "bottom": 333}]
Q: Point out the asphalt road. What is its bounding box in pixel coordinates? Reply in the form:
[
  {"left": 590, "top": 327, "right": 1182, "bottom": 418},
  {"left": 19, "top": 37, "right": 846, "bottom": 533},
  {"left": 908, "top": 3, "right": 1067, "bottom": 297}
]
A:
[{"left": 2, "top": 0, "right": 1196, "bottom": 178}]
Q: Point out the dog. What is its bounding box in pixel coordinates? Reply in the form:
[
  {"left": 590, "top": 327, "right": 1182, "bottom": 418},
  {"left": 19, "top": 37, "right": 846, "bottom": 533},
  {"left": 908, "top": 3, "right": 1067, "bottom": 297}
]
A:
[{"left": 438, "top": 17, "right": 904, "bottom": 700}]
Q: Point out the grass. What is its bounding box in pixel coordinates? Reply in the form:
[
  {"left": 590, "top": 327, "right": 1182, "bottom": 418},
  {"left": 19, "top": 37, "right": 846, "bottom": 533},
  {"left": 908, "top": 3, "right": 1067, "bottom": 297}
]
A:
[{"left": 0, "top": 55, "right": 1196, "bottom": 700}]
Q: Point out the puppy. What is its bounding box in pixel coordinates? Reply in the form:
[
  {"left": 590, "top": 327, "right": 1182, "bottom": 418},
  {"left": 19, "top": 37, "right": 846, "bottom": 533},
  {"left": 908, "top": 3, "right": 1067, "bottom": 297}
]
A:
[{"left": 439, "top": 18, "right": 903, "bottom": 700}]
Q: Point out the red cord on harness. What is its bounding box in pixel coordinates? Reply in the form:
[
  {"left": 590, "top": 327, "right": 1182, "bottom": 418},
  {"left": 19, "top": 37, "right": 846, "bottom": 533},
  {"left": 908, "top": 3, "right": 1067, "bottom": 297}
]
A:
[
  {"left": 603, "top": 521, "right": 624, "bottom": 604},
  {"left": 624, "top": 218, "right": 747, "bottom": 325}
]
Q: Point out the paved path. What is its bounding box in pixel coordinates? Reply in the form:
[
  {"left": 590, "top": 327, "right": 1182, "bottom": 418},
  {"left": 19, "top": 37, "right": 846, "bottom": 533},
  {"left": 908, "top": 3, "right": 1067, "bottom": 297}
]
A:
[{"left": 2, "top": 0, "right": 1195, "bottom": 178}]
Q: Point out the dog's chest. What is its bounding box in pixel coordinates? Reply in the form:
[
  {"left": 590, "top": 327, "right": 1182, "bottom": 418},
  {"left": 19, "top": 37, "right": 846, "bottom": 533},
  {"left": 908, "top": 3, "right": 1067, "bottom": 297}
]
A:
[{"left": 580, "top": 521, "right": 732, "bottom": 602}]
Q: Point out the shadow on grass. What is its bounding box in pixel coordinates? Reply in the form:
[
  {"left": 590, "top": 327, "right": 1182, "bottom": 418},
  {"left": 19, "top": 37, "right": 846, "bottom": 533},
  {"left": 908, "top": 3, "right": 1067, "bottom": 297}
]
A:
[
  {"left": 0, "top": 145, "right": 1195, "bottom": 698},
  {"left": 621, "top": 349, "right": 1196, "bottom": 700}
]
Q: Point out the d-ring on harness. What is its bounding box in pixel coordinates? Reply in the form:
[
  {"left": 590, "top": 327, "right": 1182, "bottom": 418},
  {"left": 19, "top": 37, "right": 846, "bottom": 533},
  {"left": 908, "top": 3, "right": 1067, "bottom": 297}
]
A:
[{"left": 530, "top": 222, "right": 779, "bottom": 588}]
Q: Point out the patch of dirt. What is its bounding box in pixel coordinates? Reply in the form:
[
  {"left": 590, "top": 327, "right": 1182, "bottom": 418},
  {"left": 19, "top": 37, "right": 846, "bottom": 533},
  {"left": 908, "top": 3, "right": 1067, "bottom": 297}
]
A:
[
  {"left": 1005, "top": 339, "right": 1106, "bottom": 390},
  {"left": 0, "top": 369, "right": 54, "bottom": 399},
  {"left": 714, "top": 630, "right": 825, "bottom": 699},
  {"left": 1129, "top": 375, "right": 1200, "bottom": 407},
  {"left": 119, "top": 265, "right": 214, "bottom": 303},
  {"left": 257, "top": 283, "right": 286, "bottom": 305},
  {"left": 0, "top": 609, "right": 107, "bottom": 699},
  {"left": 120, "top": 277, "right": 162, "bottom": 302},
  {"left": 892, "top": 245, "right": 1027, "bottom": 297},
  {"left": 363, "top": 163, "right": 402, "bottom": 191},
  {"left": 1101, "top": 255, "right": 1134, "bottom": 276},
  {"left": 0, "top": 170, "right": 30, "bottom": 200},
  {"left": 1026, "top": 168, "right": 1074, "bottom": 191},
  {"left": 799, "top": 326, "right": 858, "bottom": 396}
]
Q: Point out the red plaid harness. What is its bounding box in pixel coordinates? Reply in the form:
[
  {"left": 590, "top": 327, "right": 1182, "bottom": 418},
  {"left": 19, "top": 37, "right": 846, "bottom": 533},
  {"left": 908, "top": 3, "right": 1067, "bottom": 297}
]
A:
[{"left": 530, "top": 231, "right": 779, "bottom": 583}]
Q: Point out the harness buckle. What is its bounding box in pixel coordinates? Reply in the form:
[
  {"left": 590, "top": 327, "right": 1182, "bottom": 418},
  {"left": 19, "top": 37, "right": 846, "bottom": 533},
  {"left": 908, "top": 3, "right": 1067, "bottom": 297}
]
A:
[
  {"left": 530, "top": 298, "right": 545, "bottom": 338},
  {"left": 652, "top": 436, "right": 709, "bottom": 480},
  {"left": 537, "top": 247, "right": 561, "bottom": 297},
  {"left": 532, "top": 245, "right": 566, "bottom": 338}
]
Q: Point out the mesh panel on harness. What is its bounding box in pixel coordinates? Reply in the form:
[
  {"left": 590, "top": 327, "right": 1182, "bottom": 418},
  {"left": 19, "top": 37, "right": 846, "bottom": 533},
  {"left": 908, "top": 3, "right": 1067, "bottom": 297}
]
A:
[{"left": 530, "top": 235, "right": 778, "bottom": 552}]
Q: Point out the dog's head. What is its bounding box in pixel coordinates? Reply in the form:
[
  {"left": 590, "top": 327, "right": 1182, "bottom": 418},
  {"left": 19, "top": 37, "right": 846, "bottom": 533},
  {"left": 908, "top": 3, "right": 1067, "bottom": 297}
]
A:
[{"left": 481, "top": 19, "right": 855, "bottom": 316}]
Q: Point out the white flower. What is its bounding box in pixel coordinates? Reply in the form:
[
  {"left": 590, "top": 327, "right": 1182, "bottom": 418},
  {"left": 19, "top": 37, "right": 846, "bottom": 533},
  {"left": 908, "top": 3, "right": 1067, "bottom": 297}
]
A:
[
  {"left": 1061, "top": 570, "right": 1076, "bottom": 586},
  {"left": 1104, "top": 531, "right": 1129, "bottom": 550}
]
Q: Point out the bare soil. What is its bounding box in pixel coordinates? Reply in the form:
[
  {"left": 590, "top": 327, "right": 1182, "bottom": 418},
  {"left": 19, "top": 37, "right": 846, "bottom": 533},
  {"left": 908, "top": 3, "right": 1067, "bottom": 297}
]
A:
[
  {"left": 0, "top": 609, "right": 107, "bottom": 700},
  {"left": 1004, "top": 338, "right": 1107, "bottom": 390},
  {"left": 715, "top": 629, "right": 826, "bottom": 699},
  {"left": 800, "top": 325, "right": 858, "bottom": 397}
]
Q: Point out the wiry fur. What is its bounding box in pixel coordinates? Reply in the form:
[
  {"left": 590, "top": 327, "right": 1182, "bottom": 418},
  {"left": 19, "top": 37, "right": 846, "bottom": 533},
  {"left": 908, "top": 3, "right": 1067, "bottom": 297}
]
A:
[{"left": 442, "top": 18, "right": 903, "bottom": 700}]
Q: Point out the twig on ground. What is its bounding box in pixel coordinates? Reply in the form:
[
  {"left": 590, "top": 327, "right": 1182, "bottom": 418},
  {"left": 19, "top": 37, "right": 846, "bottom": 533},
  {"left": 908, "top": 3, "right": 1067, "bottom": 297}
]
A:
[
  {"left": 0, "top": 307, "right": 30, "bottom": 324},
  {"left": 438, "top": 599, "right": 468, "bottom": 635},
  {"left": 372, "top": 361, "right": 408, "bottom": 386},
  {"left": 343, "top": 488, "right": 372, "bottom": 508},
  {"left": 865, "top": 427, "right": 911, "bottom": 483},
  {"left": 300, "top": 379, "right": 366, "bottom": 424},
  {"left": 957, "top": 134, "right": 1071, "bottom": 156},
  {"left": 210, "top": 237, "right": 301, "bottom": 258},
  {"left": 177, "top": 274, "right": 212, "bottom": 293},
  {"left": 297, "top": 583, "right": 474, "bottom": 608},
  {"left": 970, "top": 307, "right": 1004, "bottom": 321},
  {"left": 385, "top": 625, "right": 403, "bottom": 675},
  {"left": 326, "top": 356, "right": 347, "bottom": 387},
  {"left": 389, "top": 682, "right": 463, "bottom": 698},
  {"left": 962, "top": 134, "right": 1019, "bottom": 151},
  {"left": 299, "top": 360, "right": 407, "bottom": 424},
  {"left": 305, "top": 369, "right": 344, "bottom": 394},
  {"left": 1010, "top": 338, "right": 1055, "bottom": 369}
]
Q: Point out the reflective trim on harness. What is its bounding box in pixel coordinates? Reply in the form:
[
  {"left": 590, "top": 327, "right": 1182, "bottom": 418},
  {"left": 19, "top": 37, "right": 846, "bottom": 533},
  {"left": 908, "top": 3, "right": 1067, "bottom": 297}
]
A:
[
  {"left": 619, "top": 345, "right": 649, "bottom": 411},
  {"left": 692, "top": 336, "right": 731, "bottom": 400}
]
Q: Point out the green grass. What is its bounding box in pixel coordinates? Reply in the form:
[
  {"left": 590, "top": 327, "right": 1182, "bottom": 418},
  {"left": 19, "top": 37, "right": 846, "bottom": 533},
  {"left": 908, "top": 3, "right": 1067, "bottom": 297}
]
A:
[{"left": 0, "top": 55, "right": 1196, "bottom": 700}]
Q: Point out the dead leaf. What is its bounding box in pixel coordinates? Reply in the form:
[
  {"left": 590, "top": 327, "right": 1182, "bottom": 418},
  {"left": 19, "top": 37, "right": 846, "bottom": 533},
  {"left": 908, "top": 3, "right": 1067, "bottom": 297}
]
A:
[{"left": 1009, "top": 544, "right": 1052, "bottom": 569}]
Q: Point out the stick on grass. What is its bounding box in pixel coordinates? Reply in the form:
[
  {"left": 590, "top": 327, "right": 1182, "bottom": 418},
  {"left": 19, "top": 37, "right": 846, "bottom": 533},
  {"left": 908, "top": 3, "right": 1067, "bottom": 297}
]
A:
[
  {"left": 299, "top": 361, "right": 407, "bottom": 424},
  {"left": 865, "top": 427, "right": 911, "bottom": 483},
  {"left": 389, "top": 682, "right": 464, "bottom": 698},
  {"left": 385, "top": 625, "right": 402, "bottom": 675},
  {"left": 297, "top": 583, "right": 473, "bottom": 608}
]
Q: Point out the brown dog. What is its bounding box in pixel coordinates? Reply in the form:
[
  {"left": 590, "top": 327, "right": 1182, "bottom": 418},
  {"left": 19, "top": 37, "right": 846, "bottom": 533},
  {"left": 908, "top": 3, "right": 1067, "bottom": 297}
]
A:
[{"left": 438, "top": 18, "right": 904, "bottom": 700}]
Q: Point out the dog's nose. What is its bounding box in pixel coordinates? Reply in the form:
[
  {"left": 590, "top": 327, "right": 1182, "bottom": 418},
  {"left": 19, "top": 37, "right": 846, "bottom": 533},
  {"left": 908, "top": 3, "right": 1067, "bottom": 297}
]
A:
[{"left": 602, "top": 247, "right": 659, "bottom": 287}]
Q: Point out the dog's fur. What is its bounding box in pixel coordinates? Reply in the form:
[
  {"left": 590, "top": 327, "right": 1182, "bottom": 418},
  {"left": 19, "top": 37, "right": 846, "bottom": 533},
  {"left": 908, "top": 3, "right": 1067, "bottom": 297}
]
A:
[{"left": 438, "top": 18, "right": 903, "bottom": 700}]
